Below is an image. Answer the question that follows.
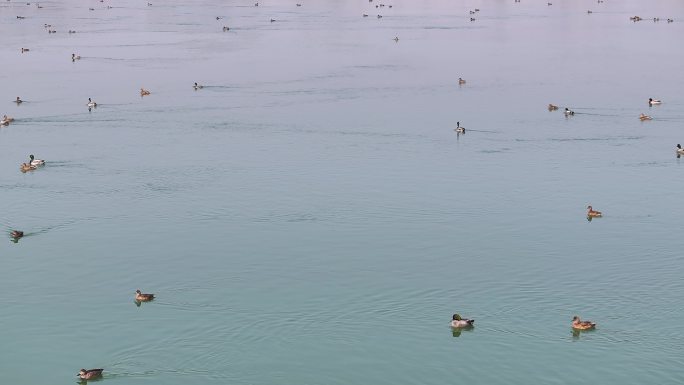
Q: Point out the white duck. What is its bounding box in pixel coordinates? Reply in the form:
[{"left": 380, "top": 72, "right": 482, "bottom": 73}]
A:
[
  {"left": 676, "top": 144, "right": 684, "bottom": 155},
  {"left": 29, "top": 154, "right": 45, "bottom": 166},
  {"left": 87, "top": 98, "right": 97, "bottom": 108},
  {"left": 648, "top": 98, "right": 661, "bottom": 105},
  {"left": 564, "top": 107, "right": 575, "bottom": 116},
  {"left": 450, "top": 313, "right": 475, "bottom": 328}
]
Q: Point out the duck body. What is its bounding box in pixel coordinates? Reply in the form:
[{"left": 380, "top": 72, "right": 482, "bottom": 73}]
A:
[
  {"left": 548, "top": 104, "right": 559, "bottom": 111},
  {"left": 10, "top": 230, "right": 24, "bottom": 239},
  {"left": 648, "top": 98, "right": 661, "bottom": 105},
  {"left": 140, "top": 88, "right": 151, "bottom": 96},
  {"left": 564, "top": 107, "right": 575, "bottom": 116},
  {"left": 29, "top": 154, "right": 45, "bottom": 166},
  {"left": 572, "top": 316, "right": 596, "bottom": 330},
  {"left": 135, "top": 289, "right": 155, "bottom": 302},
  {"left": 458, "top": 77, "right": 466, "bottom": 85},
  {"left": 193, "top": 82, "right": 203, "bottom": 90},
  {"left": 677, "top": 144, "right": 684, "bottom": 155},
  {"left": 639, "top": 113, "right": 652, "bottom": 121},
  {"left": 450, "top": 313, "right": 474, "bottom": 328},
  {"left": 20, "top": 163, "right": 37, "bottom": 172},
  {"left": 87, "top": 98, "right": 97, "bottom": 108},
  {"left": 587, "top": 205, "right": 602, "bottom": 217},
  {"left": 77, "top": 369, "right": 103, "bottom": 380}
]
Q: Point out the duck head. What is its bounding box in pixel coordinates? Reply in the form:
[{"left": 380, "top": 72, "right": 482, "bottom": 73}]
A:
[{"left": 452, "top": 313, "right": 462, "bottom": 321}]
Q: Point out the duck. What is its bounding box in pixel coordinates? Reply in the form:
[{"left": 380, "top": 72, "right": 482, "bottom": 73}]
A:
[
  {"left": 450, "top": 313, "right": 475, "bottom": 328},
  {"left": 586, "top": 205, "right": 602, "bottom": 217},
  {"left": 72, "top": 53, "right": 81, "bottom": 61},
  {"left": 393, "top": 36, "right": 399, "bottom": 42},
  {"left": 572, "top": 316, "right": 596, "bottom": 330},
  {"left": 29, "top": 154, "right": 45, "bottom": 166},
  {"left": 458, "top": 77, "right": 466, "bottom": 85},
  {"left": 10, "top": 230, "right": 24, "bottom": 239},
  {"left": 87, "top": 98, "right": 97, "bottom": 108},
  {"left": 639, "top": 113, "right": 652, "bottom": 121},
  {"left": 135, "top": 289, "right": 155, "bottom": 302},
  {"left": 193, "top": 82, "right": 204, "bottom": 90},
  {"left": 454, "top": 121, "right": 465, "bottom": 133},
  {"left": 15, "top": 96, "right": 23, "bottom": 104},
  {"left": 222, "top": 26, "right": 230, "bottom": 31},
  {"left": 548, "top": 103, "right": 559, "bottom": 111},
  {"left": 270, "top": 18, "right": 276, "bottom": 22},
  {"left": 20, "top": 163, "right": 37, "bottom": 172},
  {"left": 648, "top": 98, "right": 661, "bottom": 105},
  {"left": 362, "top": 14, "right": 368, "bottom": 17},
  {"left": 21, "top": 47, "right": 29, "bottom": 53},
  {"left": 564, "top": 107, "right": 575, "bottom": 116},
  {"left": 77, "top": 369, "right": 103, "bottom": 380},
  {"left": 1, "top": 115, "right": 13, "bottom": 125},
  {"left": 676, "top": 144, "right": 684, "bottom": 155},
  {"left": 140, "top": 88, "right": 151, "bottom": 96}
]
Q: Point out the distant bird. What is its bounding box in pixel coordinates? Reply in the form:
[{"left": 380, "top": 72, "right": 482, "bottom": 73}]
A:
[
  {"left": 270, "top": 18, "right": 276, "bottom": 22},
  {"left": 222, "top": 26, "right": 230, "bottom": 31},
  {"left": 254, "top": 2, "right": 258, "bottom": 6},
  {"left": 216, "top": 16, "right": 222, "bottom": 20},
  {"left": 20, "top": 47, "right": 30, "bottom": 53},
  {"left": 193, "top": 82, "right": 203, "bottom": 90},
  {"left": 648, "top": 98, "right": 661, "bottom": 105},
  {"left": 362, "top": 14, "right": 368, "bottom": 17},
  {"left": 296, "top": 3, "right": 302, "bottom": 6},
  {"left": 458, "top": 77, "right": 466, "bottom": 85},
  {"left": 1, "top": 114, "right": 14, "bottom": 125},
  {"left": 15, "top": 97, "right": 23, "bottom": 104},
  {"left": 377, "top": 14, "right": 382, "bottom": 18},
  {"left": 17, "top": 16, "right": 26, "bottom": 19},
  {"left": 639, "top": 113, "right": 652, "bottom": 121},
  {"left": 29, "top": 154, "right": 45, "bottom": 166},
  {"left": 547, "top": 2, "right": 552, "bottom": 5},
  {"left": 676, "top": 144, "right": 684, "bottom": 155},
  {"left": 135, "top": 289, "right": 155, "bottom": 302},
  {"left": 140, "top": 88, "right": 151, "bottom": 96},
  {"left": 77, "top": 369, "right": 104, "bottom": 380},
  {"left": 10, "top": 230, "right": 24, "bottom": 239},
  {"left": 548, "top": 104, "right": 559, "bottom": 111},
  {"left": 87, "top": 98, "right": 97, "bottom": 108},
  {"left": 72, "top": 53, "right": 81, "bottom": 61},
  {"left": 587, "top": 10, "right": 592, "bottom": 14},
  {"left": 564, "top": 107, "right": 574, "bottom": 116},
  {"left": 450, "top": 313, "right": 475, "bottom": 328},
  {"left": 455, "top": 121, "right": 465, "bottom": 133},
  {"left": 393, "top": 36, "right": 399, "bottom": 42},
  {"left": 20, "top": 163, "right": 36, "bottom": 172},
  {"left": 572, "top": 316, "right": 596, "bottom": 330},
  {"left": 586, "top": 205, "right": 602, "bottom": 217}
]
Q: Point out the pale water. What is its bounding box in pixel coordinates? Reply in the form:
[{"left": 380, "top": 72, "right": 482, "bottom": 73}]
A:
[{"left": 1, "top": 0, "right": 684, "bottom": 383}]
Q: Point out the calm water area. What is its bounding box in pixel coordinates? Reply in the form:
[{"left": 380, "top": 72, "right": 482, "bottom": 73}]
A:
[{"left": 2, "top": 0, "right": 684, "bottom": 383}]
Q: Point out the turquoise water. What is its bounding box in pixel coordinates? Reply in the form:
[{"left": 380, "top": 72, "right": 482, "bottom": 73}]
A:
[{"left": 2, "top": 0, "right": 684, "bottom": 383}]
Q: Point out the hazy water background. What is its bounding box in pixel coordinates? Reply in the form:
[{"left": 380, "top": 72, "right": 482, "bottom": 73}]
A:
[{"left": 2, "top": 0, "right": 684, "bottom": 383}]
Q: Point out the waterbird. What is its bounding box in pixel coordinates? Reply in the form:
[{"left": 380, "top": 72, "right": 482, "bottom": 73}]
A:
[
  {"left": 676, "top": 144, "right": 684, "bottom": 155},
  {"left": 393, "top": 36, "right": 398, "bottom": 42},
  {"left": 15, "top": 97, "right": 23, "bottom": 104},
  {"left": 572, "top": 316, "right": 596, "bottom": 330},
  {"left": 20, "top": 163, "right": 36, "bottom": 172},
  {"left": 451, "top": 314, "right": 475, "bottom": 328},
  {"left": 87, "top": 98, "right": 97, "bottom": 108},
  {"left": 639, "top": 113, "right": 652, "bottom": 121},
  {"left": 458, "top": 77, "right": 466, "bottom": 85},
  {"left": 548, "top": 104, "right": 558, "bottom": 111},
  {"left": 140, "top": 88, "right": 151, "bottom": 96},
  {"left": 586, "top": 205, "right": 602, "bottom": 217},
  {"left": 20, "top": 48, "right": 29, "bottom": 53},
  {"left": 135, "top": 289, "right": 155, "bottom": 302},
  {"left": 564, "top": 107, "right": 574, "bottom": 116},
  {"left": 72, "top": 53, "right": 80, "bottom": 60},
  {"left": 648, "top": 98, "right": 661, "bottom": 105},
  {"left": 29, "top": 154, "right": 45, "bottom": 166},
  {"left": 10, "top": 230, "right": 24, "bottom": 239},
  {"left": 193, "top": 82, "right": 203, "bottom": 90},
  {"left": 77, "top": 369, "right": 103, "bottom": 380}
]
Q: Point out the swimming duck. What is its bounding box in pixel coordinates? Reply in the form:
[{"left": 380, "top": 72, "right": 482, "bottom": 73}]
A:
[
  {"left": 564, "top": 107, "right": 575, "bottom": 116},
  {"left": 362, "top": 14, "right": 368, "bottom": 17},
  {"left": 77, "top": 369, "right": 103, "bottom": 380},
  {"left": 393, "top": 36, "right": 399, "bottom": 42},
  {"left": 20, "top": 163, "right": 36, "bottom": 172},
  {"left": 193, "top": 82, "right": 203, "bottom": 90},
  {"left": 586, "top": 205, "right": 602, "bottom": 217},
  {"left": 1, "top": 115, "right": 13, "bottom": 125},
  {"left": 676, "top": 144, "right": 684, "bottom": 155},
  {"left": 450, "top": 313, "right": 475, "bottom": 328},
  {"left": 572, "top": 316, "right": 596, "bottom": 330},
  {"left": 270, "top": 18, "right": 276, "bottom": 22},
  {"left": 72, "top": 53, "right": 81, "bottom": 61},
  {"left": 222, "top": 26, "right": 230, "bottom": 31},
  {"left": 10, "top": 230, "right": 24, "bottom": 239},
  {"left": 140, "top": 88, "right": 151, "bottom": 96},
  {"left": 15, "top": 97, "right": 23, "bottom": 104},
  {"left": 29, "top": 154, "right": 45, "bottom": 166},
  {"left": 458, "top": 77, "right": 466, "bottom": 85},
  {"left": 648, "top": 98, "right": 661, "bottom": 105},
  {"left": 548, "top": 104, "right": 559, "bottom": 111},
  {"left": 87, "top": 98, "right": 97, "bottom": 108},
  {"left": 639, "top": 113, "right": 652, "bottom": 121},
  {"left": 21, "top": 48, "right": 29, "bottom": 53},
  {"left": 454, "top": 121, "right": 465, "bottom": 133},
  {"left": 135, "top": 289, "right": 155, "bottom": 302}
]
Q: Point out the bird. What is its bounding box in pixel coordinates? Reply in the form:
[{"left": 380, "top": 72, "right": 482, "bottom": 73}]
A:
[
  {"left": 564, "top": 107, "right": 575, "bottom": 116},
  {"left": 87, "top": 98, "right": 97, "bottom": 108},
  {"left": 1, "top": 114, "right": 14, "bottom": 125},
  {"left": 639, "top": 113, "right": 652, "bottom": 121},
  {"left": 77, "top": 369, "right": 104, "bottom": 380},
  {"left": 393, "top": 36, "right": 399, "bottom": 42},
  {"left": 648, "top": 98, "right": 662, "bottom": 105},
  {"left": 450, "top": 313, "right": 475, "bottom": 328},
  {"left": 548, "top": 104, "right": 558, "bottom": 111},
  {"left": 572, "top": 316, "right": 596, "bottom": 330},
  {"left": 193, "top": 82, "right": 203, "bottom": 90},
  {"left": 140, "top": 88, "right": 151, "bottom": 96},
  {"left": 135, "top": 289, "right": 155, "bottom": 302},
  {"left": 15, "top": 97, "right": 23, "bottom": 104},
  {"left": 458, "top": 77, "right": 466, "bottom": 85},
  {"left": 10, "top": 230, "right": 24, "bottom": 239},
  {"left": 454, "top": 121, "right": 465, "bottom": 133},
  {"left": 20, "top": 163, "right": 36, "bottom": 172},
  {"left": 72, "top": 53, "right": 81, "bottom": 61},
  {"left": 270, "top": 18, "right": 276, "bottom": 22},
  {"left": 254, "top": 2, "right": 258, "bottom": 6},
  {"left": 676, "top": 144, "right": 684, "bottom": 155},
  {"left": 20, "top": 47, "right": 29, "bottom": 52},
  {"left": 586, "top": 205, "right": 602, "bottom": 217},
  {"left": 362, "top": 14, "right": 368, "bottom": 17},
  {"left": 29, "top": 154, "right": 45, "bottom": 166}
]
